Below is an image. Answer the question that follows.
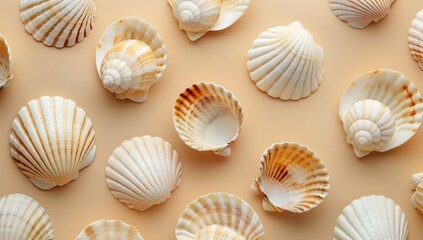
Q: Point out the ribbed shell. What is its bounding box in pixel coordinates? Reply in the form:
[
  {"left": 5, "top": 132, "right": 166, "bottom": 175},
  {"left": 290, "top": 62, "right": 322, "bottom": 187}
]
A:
[
  {"left": 0, "top": 34, "right": 12, "bottom": 89},
  {"left": 100, "top": 40, "right": 158, "bottom": 102},
  {"left": 195, "top": 225, "right": 245, "bottom": 240},
  {"left": 339, "top": 69, "right": 423, "bottom": 156},
  {"left": 173, "top": 82, "right": 243, "bottom": 157},
  {"left": 75, "top": 220, "right": 143, "bottom": 240},
  {"left": 106, "top": 136, "right": 182, "bottom": 211},
  {"left": 0, "top": 194, "right": 53, "bottom": 240},
  {"left": 409, "top": 9, "right": 423, "bottom": 70},
  {"left": 19, "top": 0, "right": 96, "bottom": 48},
  {"left": 251, "top": 142, "right": 329, "bottom": 213},
  {"left": 246, "top": 21, "right": 324, "bottom": 101},
  {"left": 329, "top": 0, "right": 396, "bottom": 29},
  {"left": 411, "top": 172, "right": 423, "bottom": 214},
  {"left": 334, "top": 195, "right": 409, "bottom": 240},
  {"left": 175, "top": 192, "right": 264, "bottom": 240},
  {"left": 10, "top": 96, "right": 96, "bottom": 190}
]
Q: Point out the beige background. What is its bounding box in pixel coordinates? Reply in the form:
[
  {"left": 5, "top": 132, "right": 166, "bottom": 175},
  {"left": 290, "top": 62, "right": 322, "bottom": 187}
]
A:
[{"left": 0, "top": 0, "right": 423, "bottom": 239}]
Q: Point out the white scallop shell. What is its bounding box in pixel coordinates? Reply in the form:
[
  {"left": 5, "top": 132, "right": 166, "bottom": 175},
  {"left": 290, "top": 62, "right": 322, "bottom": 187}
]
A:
[
  {"left": 168, "top": 0, "right": 251, "bottom": 41},
  {"left": 334, "top": 195, "right": 408, "bottom": 240},
  {"left": 409, "top": 9, "right": 423, "bottom": 70},
  {"left": 195, "top": 225, "right": 245, "bottom": 240},
  {"left": 106, "top": 136, "right": 182, "bottom": 211},
  {"left": 19, "top": 0, "right": 96, "bottom": 48},
  {"left": 246, "top": 21, "right": 324, "bottom": 101},
  {"left": 75, "top": 220, "right": 143, "bottom": 240},
  {"left": 175, "top": 192, "right": 264, "bottom": 240},
  {"left": 173, "top": 82, "right": 243, "bottom": 157},
  {"left": 411, "top": 172, "right": 423, "bottom": 214},
  {"left": 339, "top": 69, "right": 423, "bottom": 157},
  {"left": 251, "top": 142, "right": 330, "bottom": 213},
  {"left": 0, "top": 34, "right": 12, "bottom": 89},
  {"left": 10, "top": 96, "right": 96, "bottom": 190},
  {"left": 0, "top": 193, "right": 53, "bottom": 240},
  {"left": 329, "top": 0, "right": 396, "bottom": 29}
]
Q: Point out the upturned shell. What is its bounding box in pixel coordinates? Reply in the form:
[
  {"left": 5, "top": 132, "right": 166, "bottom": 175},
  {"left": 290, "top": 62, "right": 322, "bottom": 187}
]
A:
[
  {"left": 411, "top": 172, "right": 423, "bottom": 214},
  {"left": 175, "top": 192, "right": 264, "bottom": 240},
  {"left": 409, "top": 9, "right": 423, "bottom": 70},
  {"left": 334, "top": 195, "right": 409, "bottom": 240},
  {"left": 0, "top": 34, "right": 12, "bottom": 89},
  {"left": 329, "top": 0, "right": 396, "bottom": 29},
  {"left": 194, "top": 225, "right": 245, "bottom": 240},
  {"left": 0, "top": 193, "right": 53, "bottom": 240},
  {"left": 75, "top": 220, "right": 143, "bottom": 240},
  {"left": 252, "top": 142, "right": 330, "bottom": 213},
  {"left": 168, "top": 0, "right": 251, "bottom": 41},
  {"left": 246, "top": 21, "right": 324, "bottom": 101},
  {"left": 106, "top": 136, "right": 182, "bottom": 211},
  {"left": 339, "top": 69, "right": 423, "bottom": 157},
  {"left": 96, "top": 17, "right": 167, "bottom": 102},
  {"left": 19, "top": 0, "right": 96, "bottom": 48},
  {"left": 10, "top": 96, "right": 96, "bottom": 190},
  {"left": 173, "top": 82, "right": 243, "bottom": 157}
]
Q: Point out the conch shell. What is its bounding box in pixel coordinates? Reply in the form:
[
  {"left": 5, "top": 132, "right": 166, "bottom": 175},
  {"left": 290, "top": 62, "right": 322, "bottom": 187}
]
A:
[{"left": 0, "top": 33, "right": 12, "bottom": 89}]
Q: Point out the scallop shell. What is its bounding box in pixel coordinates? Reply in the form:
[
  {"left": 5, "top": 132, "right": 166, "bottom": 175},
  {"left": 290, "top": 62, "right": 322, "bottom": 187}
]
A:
[
  {"left": 19, "top": 0, "right": 96, "bottom": 48},
  {"left": 411, "top": 172, "right": 423, "bottom": 214},
  {"left": 75, "top": 220, "right": 143, "bottom": 240},
  {"left": 246, "top": 21, "right": 324, "bottom": 101},
  {"left": 10, "top": 96, "right": 96, "bottom": 190},
  {"left": 0, "top": 193, "right": 53, "bottom": 240},
  {"left": 329, "top": 0, "right": 396, "bottom": 29},
  {"left": 409, "top": 9, "right": 423, "bottom": 70},
  {"left": 175, "top": 192, "right": 264, "bottom": 240},
  {"left": 334, "top": 195, "right": 409, "bottom": 240},
  {"left": 339, "top": 69, "right": 423, "bottom": 157},
  {"left": 173, "top": 82, "right": 243, "bottom": 157},
  {"left": 167, "top": 0, "right": 251, "bottom": 41},
  {"left": 106, "top": 136, "right": 182, "bottom": 211},
  {"left": 96, "top": 17, "right": 167, "bottom": 102},
  {"left": 251, "top": 142, "right": 330, "bottom": 213},
  {"left": 0, "top": 34, "right": 12, "bottom": 89},
  {"left": 194, "top": 225, "right": 245, "bottom": 240}
]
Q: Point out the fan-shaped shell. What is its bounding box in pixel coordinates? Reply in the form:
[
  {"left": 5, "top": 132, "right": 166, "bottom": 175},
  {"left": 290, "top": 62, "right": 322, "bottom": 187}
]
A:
[
  {"left": 0, "top": 34, "right": 12, "bottom": 89},
  {"left": 251, "top": 142, "right": 329, "bottom": 213},
  {"left": 339, "top": 69, "right": 423, "bottom": 157},
  {"left": 195, "top": 225, "right": 245, "bottom": 240},
  {"left": 329, "top": 0, "right": 396, "bottom": 29},
  {"left": 0, "top": 193, "right": 53, "bottom": 240},
  {"left": 75, "top": 220, "right": 143, "bottom": 240},
  {"left": 173, "top": 82, "right": 243, "bottom": 157},
  {"left": 19, "top": 0, "right": 96, "bottom": 48},
  {"left": 10, "top": 96, "right": 96, "bottom": 190},
  {"left": 246, "top": 21, "right": 324, "bottom": 101},
  {"left": 106, "top": 136, "right": 182, "bottom": 211},
  {"left": 334, "top": 195, "right": 409, "bottom": 240},
  {"left": 409, "top": 9, "right": 423, "bottom": 70},
  {"left": 411, "top": 172, "right": 423, "bottom": 214},
  {"left": 168, "top": 0, "right": 251, "bottom": 41},
  {"left": 175, "top": 192, "right": 264, "bottom": 240}
]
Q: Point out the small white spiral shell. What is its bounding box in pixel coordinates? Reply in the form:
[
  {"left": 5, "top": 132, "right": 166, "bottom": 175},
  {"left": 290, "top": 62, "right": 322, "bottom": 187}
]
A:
[{"left": 174, "top": 0, "right": 221, "bottom": 33}]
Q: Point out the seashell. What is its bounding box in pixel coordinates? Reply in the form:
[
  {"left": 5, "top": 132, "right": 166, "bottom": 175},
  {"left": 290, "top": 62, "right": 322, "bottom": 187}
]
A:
[
  {"left": 194, "top": 225, "right": 245, "bottom": 240},
  {"left": 10, "top": 96, "right": 96, "bottom": 190},
  {"left": 251, "top": 142, "right": 330, "bottom": 213},
  {"left": 75, "top": 219, "right": 143, "bottom": 240},
  {"left": 411, "top": 172, "right": 423, "bottom": 214},
  {"left": 0, "top": 193, "right": 53, "bottom": 240},
  {"left": 19, "top": 0, "right": 96, "bottom": 48},
  {"left": 173, "top": 82, "right": 243, "bottom": 157},
  {"left": 329, "top": 0, "right": 396, "bottom": 29},
  {"left": 105, "top": 136, "right": 182, "bottom": 211},
  {"left": 409, "top": 9, "right": 423, "bottom": 71},
  {"left": 175, "top": 192, "right": 264, "bottom": 240},
  {"left": 167, "top": 0, "right": 251, "bottom": 41},
  {"left": 96, "top": 17, "right": 167, "bottom": 102},
  {"left": 339, "top": 69, "right": 423, "bottom": 158},
  {"left": 0, "top": 34, "right": 12, "bottom": 89},
  {"left": 246, "top": 21, "right": 324, "bottom": 101},
  {"left": 334, "top": 195, "right": 409, "bottom": 240}
]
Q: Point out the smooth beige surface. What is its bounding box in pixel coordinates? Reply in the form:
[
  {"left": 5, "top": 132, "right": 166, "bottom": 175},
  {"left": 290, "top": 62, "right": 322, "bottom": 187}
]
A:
[{"left": 0, "top": 0, "right": 422, "bottom": 239}]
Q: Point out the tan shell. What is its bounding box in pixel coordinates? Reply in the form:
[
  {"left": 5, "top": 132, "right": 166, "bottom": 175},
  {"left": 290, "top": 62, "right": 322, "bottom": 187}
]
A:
[
  {"left": 0, "top": 34, "right": 12, "bottom": 89},
  {"left": 411, "top": 172, "right": 423, "bottom": 214},
  {"left": 195, "top": 225, "right": 245, "bottom": 240},
  {"left": 409, "top": 9, "right": 423, "bottom": 70},
  {"left": 75, "top": 220, "right": 143, "bottom": 240}
]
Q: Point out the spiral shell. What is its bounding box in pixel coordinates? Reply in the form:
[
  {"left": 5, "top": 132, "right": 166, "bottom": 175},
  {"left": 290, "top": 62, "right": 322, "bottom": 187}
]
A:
[
  {"left": 329, "top": 0, "right": 396, "bottom": 29},
  {"left": 19, "top": 0, "right": 96, "bottom": 48},
  {"left": 0, "top": 34, "right": 12, "bottom": 89},
  {"left": 411, "top": 172, "right": 423, "bottom": 214},
  {"left": 10, "top": 96, "right": 96, "bottom": 190},
  {"left": 409, "top": 9, "right": 423, "bottom": 70},
  {"left": 247, "top": 21, "right": 324, "bottom": 100},
  {"left": 75, "top": 220, "right": 143, "bottom": 240},
  {"left": 0, "top": 194, "right": 53, "bottom": 240}
]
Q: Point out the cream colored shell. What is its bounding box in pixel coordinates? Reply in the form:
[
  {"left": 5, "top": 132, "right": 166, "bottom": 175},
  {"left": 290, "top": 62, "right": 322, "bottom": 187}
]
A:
[
  {"left": 247, "top": 21, "right": 324, "bottom": 100},
  {"left": 75, "top": 220, "right": 143, "bottom": 240},
  {"left": 409, "top": 9, "right": 423, "bottom": 70},
  {"left": 10, "top": 96, "right": 96, "bottom": 190},
  {"left": 173, "top": 82, "right": 243, "bottom": 157},
  {"left": 0, "top": 193, "right": 53, "bottom": 240},
  {"left": 329, "top": 0, "right": 396, "bottom": 29},
  {"left": 19, "top": 0, "right": 96, "bottom": 48},
  {"left": 252, "top": 142, "right": 330, "bottom": 213},
  {"left": 0, "top": 34, "right": 12, "bottom": 89},
  {"left": 334, "top": 195, "right": 409, "bottom": 240},
  {"left": 411, "top": 172, "right": 423, "bottom": 214},
  {"left": 175, "top": 192, "right": 264, "bottom": 240},
  {"left": 105, "top": 136, "right": 182, "bottom": 211},
  {"left": 195, "top": 225, "right": 245, "bottom": 240}
]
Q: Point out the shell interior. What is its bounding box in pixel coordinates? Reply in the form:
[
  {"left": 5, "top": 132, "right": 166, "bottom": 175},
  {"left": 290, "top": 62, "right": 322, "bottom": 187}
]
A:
[
  {"left": 0, "top": 34, "right": 12, "bottom": 88},
  {"left": 75, "top": 220, "right": 143, "bottom": 240}
]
